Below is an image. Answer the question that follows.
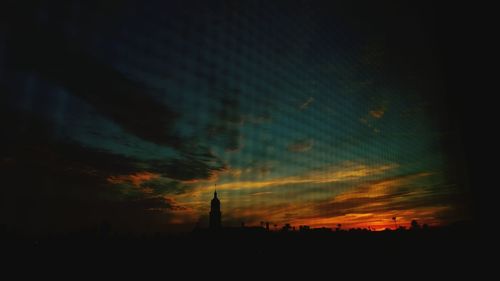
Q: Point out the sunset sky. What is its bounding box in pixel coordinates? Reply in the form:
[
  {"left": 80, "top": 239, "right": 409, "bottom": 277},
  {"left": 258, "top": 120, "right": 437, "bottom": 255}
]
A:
[{"left": 1, "top": 0, "right": 472, "bottom": 233}]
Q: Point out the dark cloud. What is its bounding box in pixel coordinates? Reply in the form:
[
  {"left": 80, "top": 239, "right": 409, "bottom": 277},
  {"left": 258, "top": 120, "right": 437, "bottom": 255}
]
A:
[
  {"left": 0, "top": 146, "right": 128, "bottom": 233},
  {"left": 141, "top": 178, "right": 185, "bottom": 195},
  {"left": 0, "top": 107, "right": 136, "bottom": 176},
  {"left": 151, "top": 155, "right": 226, "bottom": 182},
  {"left": 0, "top": 108, "right": 224, "bottom": 233},
  {"left": 0, "top": 137, "right": 201, "bottom": 233},
  {"left": 3, "top": 1, "right": 181, "bottom": 147}
]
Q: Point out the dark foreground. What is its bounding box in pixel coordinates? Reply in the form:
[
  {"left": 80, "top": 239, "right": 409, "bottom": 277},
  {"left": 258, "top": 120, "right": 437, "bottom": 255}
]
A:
[{"left": 1, "top": 223, "right": 480, "bottom": 269}]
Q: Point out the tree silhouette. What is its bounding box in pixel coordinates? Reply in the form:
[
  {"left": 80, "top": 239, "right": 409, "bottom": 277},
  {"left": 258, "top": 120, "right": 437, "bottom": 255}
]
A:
[
  {"left": 282, "top": 223, "right": 292, "bottom": 232},
  {"left": 410, "top": 220, "right": 420, "bottom": 230}
]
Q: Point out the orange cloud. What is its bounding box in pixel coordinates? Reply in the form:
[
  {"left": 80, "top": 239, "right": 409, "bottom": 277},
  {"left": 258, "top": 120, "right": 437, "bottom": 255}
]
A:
[
  {"left": 188, "top": 162, "right": 397, "bottom": 193},
  {"left": 203, "top": 171, "right": 444, "bottom": 230},
  {"left": 369, "top": 109, "right": 385, "bottom": 118},
  {"left": 250, "top": 191, "right": 273, "bottom": 196},
  {"left": 333, "top": 172, "right": 432, "bottom": 202},
  {"left": 369, "top": 103, "right": 387, "bottom": 119},
  {"left": 280, "top": 172, "right": 445, "bottom": 230},
  {"left": 170, "top": 162, "right": 451, "bottom": 231},
  {"left": 175, "top": 162, "right": 399, "bottom": 221},
  {"left": 107, "top": 171, "right": 160, "bottom": 187}
]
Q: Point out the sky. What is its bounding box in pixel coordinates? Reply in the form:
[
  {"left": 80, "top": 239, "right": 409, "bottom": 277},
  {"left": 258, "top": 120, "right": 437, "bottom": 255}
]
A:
[{"left": 1, "top": 0, "right": 472, "bottom": 233}]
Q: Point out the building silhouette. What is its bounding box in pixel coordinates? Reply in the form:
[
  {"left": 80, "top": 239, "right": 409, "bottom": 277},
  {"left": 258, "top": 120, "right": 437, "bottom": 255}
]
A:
[{"left": 209, "top": 190, "right": 222, "bottom": 229}]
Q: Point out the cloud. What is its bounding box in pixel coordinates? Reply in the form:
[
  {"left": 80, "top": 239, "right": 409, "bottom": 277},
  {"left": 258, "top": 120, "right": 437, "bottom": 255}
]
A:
[
  {"left": 107, "top": 171, "right": 160, "bottom": 187},
  {"left": 180, "top": 169, "right": 453, "bottom": 230},
  {"left": 369, "top": 102, "right": 388, "bottom": 119},
  {"left": 332, "top": 172, "right": 432, "bottom": 202},
  {"left": 310, "top": 173, "right": 434, "bottom": 216},
  {"left": 190, "top": 162, "right": 397, "bottom": 193},
  {"left": 168, "top": 162, "right": 399, "bottom": 228},
  {"left": 142, "top": 178, "right": 186, "bottom": 195},
  {"left": 360, "top": 104, "right": 387, "bottom": 133},
  {"left": 107, "top": 171, "right": 167, "bottom": 196},
  {"left": 369, "top": 108, "right": 385, "bottom": 119},
  {"left": 3, "top": 105, "right": 229, "bottom": 187},
  {"left": 250, "top": 191, "right": 273, "bottom": 196},
  {"left": 227, "top": 163, "right": 274, "bottom": 180},
  {"left": 285, "top": 172, "right": 459, "bottom": 229},
  {"left": 287, "top": 139, "right": 314, "bottom": 152},
  {"left": 3, "top": 4, "right": 240, "bottom": 231},
  {"left": 149, "top": 152, "right": 227, "bottom": 182},
  {"left": 217, "top": 202, "right": 296, "bottom": 227},
  {"left": 0, "top": 143, "right": 182, "bottom": 233},
  {"left": 0, "top": 111, "right": 229, "bottom": 233},
  {"left": 299, "top": 97, "right": 315, "bottom": 110},
  {"left": 5, "top": 14, "right": 182, "bottom": 146}
]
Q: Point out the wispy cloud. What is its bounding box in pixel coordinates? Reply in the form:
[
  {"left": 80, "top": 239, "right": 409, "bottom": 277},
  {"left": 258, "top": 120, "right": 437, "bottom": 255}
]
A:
[
  {"left": 284, "top": 172, "right": 454, "bottom": 230},
  {"left": 333, "top": 172, "right": 432, "bottom": 202},
  {"left": 360, "top": 104, "right": 387, "bottom": 133},
  {"left": 170, "top": 162, "right": 398, "bottom": 227},
  {"left": 190, "top": 162, "right": 397, "bottom": 193},
  {"left": 250, "top": 191, "right": 273, "bottom": 196},
  {"left": 369, "top": 109, "right": 385, "bottom": 118},
  {"left": 299, "top": 97, "right": 315, "bottom": 110},
  {"left": 369, "top": 104, "right": 387, "bottom": 119},
  {"left": 182, "top": 169, "right": 452, "bottom": 230},
  {"left": 107, "top": 171, "right": 160, "bottom": 187},
  {"left": 287, "top": 139, "right": 314, "bottom": 152}
]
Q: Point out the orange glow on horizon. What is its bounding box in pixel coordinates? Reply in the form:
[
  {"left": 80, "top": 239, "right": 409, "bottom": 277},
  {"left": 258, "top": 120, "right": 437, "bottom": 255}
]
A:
[{"left": 288, "top": 207, "right": 448, "bottom": 231}]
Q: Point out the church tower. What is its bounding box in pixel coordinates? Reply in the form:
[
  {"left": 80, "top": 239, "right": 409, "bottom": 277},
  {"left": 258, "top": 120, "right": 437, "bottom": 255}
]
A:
[{"left": 209, "top": 187, "right": 222, "bottom": 229}]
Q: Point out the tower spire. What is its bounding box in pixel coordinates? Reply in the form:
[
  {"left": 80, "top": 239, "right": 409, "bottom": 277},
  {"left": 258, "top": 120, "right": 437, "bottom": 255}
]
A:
[{"left": 209, "top": 183, "right": 221, "bottom": 229}]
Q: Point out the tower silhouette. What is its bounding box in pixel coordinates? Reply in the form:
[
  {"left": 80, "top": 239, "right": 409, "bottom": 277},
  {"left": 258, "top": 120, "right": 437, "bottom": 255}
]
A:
[{"left": 209, "top": 187, "right": 221, "bottom": 229}]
